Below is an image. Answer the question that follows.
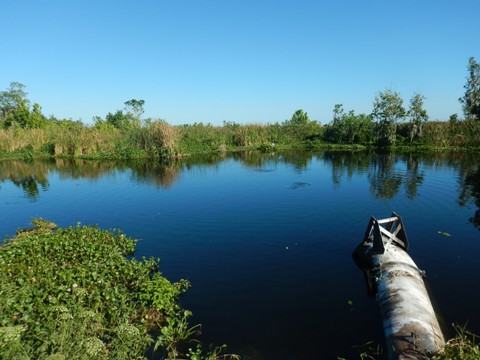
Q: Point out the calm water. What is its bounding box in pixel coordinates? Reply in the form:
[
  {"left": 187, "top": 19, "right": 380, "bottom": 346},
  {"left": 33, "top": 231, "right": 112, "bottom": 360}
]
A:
[{"left": 1, "top": 151, "right": 479, "bottom": 359}]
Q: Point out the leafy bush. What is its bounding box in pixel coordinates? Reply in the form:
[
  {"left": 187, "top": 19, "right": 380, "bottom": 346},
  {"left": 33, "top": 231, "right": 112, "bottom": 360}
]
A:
[
  {"left": 177, "top": 123, "right": 226, "bottom": 154},
  {"left": 0, "top": 220, "right": 220, "bottom": 359},
  {"left": 324, "top": 106, "right": 373, "bottom": 145}
]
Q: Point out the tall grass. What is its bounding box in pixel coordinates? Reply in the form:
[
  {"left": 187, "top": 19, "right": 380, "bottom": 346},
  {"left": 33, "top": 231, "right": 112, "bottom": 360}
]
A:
[
  {"left": 176, "top": 123, "right": 227, "bottom": 154},
  {"left": 1, "top": 119, "right": 479, "bottom": 161},
  {"left": 222, "top": 123, "right": 275, "bottom": 147},
  {"left": 135, "top": 121, "right": 179, "bottom": 158},
  {"left": 51, "top": 127, "right": 120, "bottom": 157},
  {"left": 0, "top": 129, "right": 49, "bottom": 152},
  {"left": 433, "top": 325, "right": 480, "bottom": 360},
  {"left": 0, "top": 126, "right": 122, "bottom": 158},
  {"left": 406, "top": 120, "right": 480, "bottom": 148}
]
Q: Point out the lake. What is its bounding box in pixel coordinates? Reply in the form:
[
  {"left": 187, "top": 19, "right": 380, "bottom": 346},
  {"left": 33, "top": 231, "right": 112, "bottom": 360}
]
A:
[{"left": 1, "top": 150, "right": 479, "bottom": 359}]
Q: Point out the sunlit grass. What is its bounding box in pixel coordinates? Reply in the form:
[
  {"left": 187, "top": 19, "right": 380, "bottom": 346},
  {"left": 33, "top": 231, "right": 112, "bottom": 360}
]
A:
[
  {"left": 338, "top": 324, "right": 480, "bottom": 359},
  {"left": 433, "top": 324, "right": 480, "bottom": 360},
  {"left": 1, "top": 119, "right": 480, "bottom": 161}
]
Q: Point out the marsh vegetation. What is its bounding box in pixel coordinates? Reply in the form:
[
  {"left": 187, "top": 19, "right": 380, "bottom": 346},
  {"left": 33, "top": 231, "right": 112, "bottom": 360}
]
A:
[
  {"left": 0, "top": 219, "right": 238, "bottom": 360},
  {"left": 1, "top": 57, "right": 480, "bottom": 161},
  {"left": 1, "top": 56, "right": 480, "bottom": 359},
  {"left": 1, "top": 150, "right": 480, "bottom": 359}
]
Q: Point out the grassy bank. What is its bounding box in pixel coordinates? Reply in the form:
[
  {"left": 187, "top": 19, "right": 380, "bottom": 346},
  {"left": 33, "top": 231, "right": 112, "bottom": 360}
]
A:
[
  {"left": 0, "top": 220, "right": 235, "bottom": 360},
  {"left": 339, "top": 324, "right": 480, "bottom": 359},
  {"left": 433, "top": 325, "right": 480, "bottom": 360},
  {"left": 397, "top": 120, "right": 480, "bottom": 149},
  {"left": 1, "top": 119, "right": 479, "bottom": 162}
]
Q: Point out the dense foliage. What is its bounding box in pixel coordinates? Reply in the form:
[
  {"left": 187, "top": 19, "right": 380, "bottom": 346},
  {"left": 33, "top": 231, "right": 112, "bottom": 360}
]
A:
[
  {"left": 0, "top": 220, "right": 231, "bottom": 360},
  {"left": 371, "top": 89, "right": 406, "bottom": 146},
  {"left": 459, "top": 57, "right": 480, "bottom": 120},
  {"left": 323, "top": 104, "right": 374, "bottom": 144},
  {"left": 1, "top": 57, "right": 480, "bottom": 161},
  {"left": 1, "top": 113, "right": 479, "bottom": 163},
  {"left": 0, "top": 83, "right": 47, "bottom": 129}
]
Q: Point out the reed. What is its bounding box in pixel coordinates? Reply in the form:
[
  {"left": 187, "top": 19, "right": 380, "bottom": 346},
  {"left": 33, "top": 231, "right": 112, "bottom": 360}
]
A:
[
  {"left": 1, "top": 119, "right": 480, "bottom": 161},
  {"left": 140, "top": 120, "right": 179, "bottom": 158},
  {"left": 2, "top": 128, "right": 44, "bottom": 153},
  {"left": 222, "top": 123, "right": 273, "bottom": 147},
  {"left": 50, "top": 127, "right": 121, "bottom": 157},
  {"left": 422, "top": 120, "right": 480, "bottom": 148}
]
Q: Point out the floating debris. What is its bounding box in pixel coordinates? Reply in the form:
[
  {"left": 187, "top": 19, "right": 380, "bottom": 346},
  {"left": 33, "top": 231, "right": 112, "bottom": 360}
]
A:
[
  {"left": 289, "top": 182, "right": 311, "bottom": 189},
  {"left": 437, "top": 231, "right": 452, "bottom": 237}
]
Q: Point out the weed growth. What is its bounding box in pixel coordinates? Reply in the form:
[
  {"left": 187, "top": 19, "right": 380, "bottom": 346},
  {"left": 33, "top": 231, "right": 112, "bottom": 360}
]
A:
[
  {"left": 433, "top": 324, "right": 480, "bottom": 360},
  {"left": 0, "top": 219, "right": 231, "bottom": 359},
  {"left": 338, "top": 324, "right": 480, "bottom": 359},
  {"left": 1, "top": 118, "right": 480, "bottom": 162}
]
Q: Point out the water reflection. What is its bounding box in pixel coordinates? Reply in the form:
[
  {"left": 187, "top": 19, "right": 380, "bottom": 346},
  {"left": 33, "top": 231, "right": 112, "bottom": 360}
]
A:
[
  {"left": 289, "top": 182, "right": 311, "bottom": 189},
  {"left": 1, "top": 150, "right": 480, "bottom": 229},
  {"left": 0, "top": 160, "right": 51, "bottom": 199},
  {"left": 54, "top": 159, "right": 119, "bottom": 180},
  {"left": 367, "top": 153, "right": 425, "bottom": 199},
  {"left": 322, "top": 151, "right": 370, "bottom": 185},
  {"left": 231, "top": 150, "right": 312, "bottom": 170},
  {"left": 458, "top": 163, "right": 480, "bottom": 229},
  {"left": 129, "top": 161, "right": 181, "bottom": 189},
  {"left": 403, "top": 154, "right": 425, "bottom": 199}
]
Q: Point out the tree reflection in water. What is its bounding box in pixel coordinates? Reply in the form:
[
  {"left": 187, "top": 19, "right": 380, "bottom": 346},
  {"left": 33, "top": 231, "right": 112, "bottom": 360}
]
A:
[
  {"left": 458, "top": 164, "right": 480, "bottom": 229},
  {"left": 368, "top": 153, "right": 404, "bottom": 199},
  {"left": 1, "top": 151, "right": 479, "bottom": 230},
  {"left": 0, "top": 160, "right": 51, "bottom": 200},
  {"left": 404, "top": 154, "right": 425, "bottom": 199}
]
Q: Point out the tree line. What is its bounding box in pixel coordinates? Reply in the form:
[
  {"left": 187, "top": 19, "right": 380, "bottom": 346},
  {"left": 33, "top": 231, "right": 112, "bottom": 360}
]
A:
[{"left": 0, "top": 57, "right": 479, "bottom": 153}]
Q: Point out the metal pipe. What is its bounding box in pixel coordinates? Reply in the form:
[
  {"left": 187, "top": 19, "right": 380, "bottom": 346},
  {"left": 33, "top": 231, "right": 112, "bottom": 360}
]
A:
[{"left": 352, "top": 213, "right": 445, "bottom": 359}]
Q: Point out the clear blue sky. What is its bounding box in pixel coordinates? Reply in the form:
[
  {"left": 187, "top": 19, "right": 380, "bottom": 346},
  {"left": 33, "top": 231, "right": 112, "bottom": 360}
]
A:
[{"left": 2, "top": 0, "right": 479, "bottom": 125}]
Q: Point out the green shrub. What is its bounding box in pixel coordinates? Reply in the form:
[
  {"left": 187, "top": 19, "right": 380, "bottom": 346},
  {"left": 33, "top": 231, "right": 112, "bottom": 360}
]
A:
[
  {"left": 177, "top": 123, "right": 226, "bottom": 154},
  {"left": 0, "top": 220, "right": 214, "bottom": 359}
]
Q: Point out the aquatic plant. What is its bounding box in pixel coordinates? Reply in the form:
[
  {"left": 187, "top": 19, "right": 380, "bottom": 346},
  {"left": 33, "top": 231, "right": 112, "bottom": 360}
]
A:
[{"left": 0, "top": 219, "right": 228, "bottom": 359}]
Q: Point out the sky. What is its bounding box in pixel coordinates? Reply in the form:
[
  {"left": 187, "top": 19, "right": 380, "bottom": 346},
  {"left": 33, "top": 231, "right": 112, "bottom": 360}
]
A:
[{"left": 2, "top": 0, "right": 479, "bottom": 125}]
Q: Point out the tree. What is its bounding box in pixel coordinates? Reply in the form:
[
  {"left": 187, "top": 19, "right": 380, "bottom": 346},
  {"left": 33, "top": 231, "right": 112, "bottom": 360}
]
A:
[
  {"left": 459, "top": 57, "right": 480, "bottom": 120},
  {"left": 352, "top": 113, "right": 375, "bottom": 144},
  {"left": 332, "top": 104, "right": 344, "bottom": 124},
  {"left": 3, "top": 99, "right": 30, "bottom": 128},
  {"left": 28, "top": 103, "right": 47, "bottom": 128},
  {"left": 0, "top": 83, "right": 47, "bottom": 129},
  {"left": 325, "top": 104, "right": 374, "bottom": 144},
  {"left": 105, "top": 110, "right": 129, "bottom": 129},
  {"left": 282, "top": 109, "right": 322, "bottom": 142},
  {"left": 124, "top": 99, "right": 144, "bottom": 128},
  {"left": 103, "top": 99, "right": 145, "bottom": 130},
  {"left": 449, "top": 113, "right": 459, "bottom": 124},
  {"left": 287, "top": 109, "right": 310, "bottom": 126},
  {"left": 407, "top": 93, "right": 428, "bottom": 142},
  {"left": 124, "top": 99, "right": 145, "bottom": 120},
  {"left": 0, "top": 82, "right": 29, "bottom": 122},
  {"left": 371, "top": 89, "right": 405, "bottom": 146}
]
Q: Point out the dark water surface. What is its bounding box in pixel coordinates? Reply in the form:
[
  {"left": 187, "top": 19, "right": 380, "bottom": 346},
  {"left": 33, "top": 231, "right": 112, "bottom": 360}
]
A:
[{"left": 1, "top": 151, "right": 479, "bottom": 359}]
